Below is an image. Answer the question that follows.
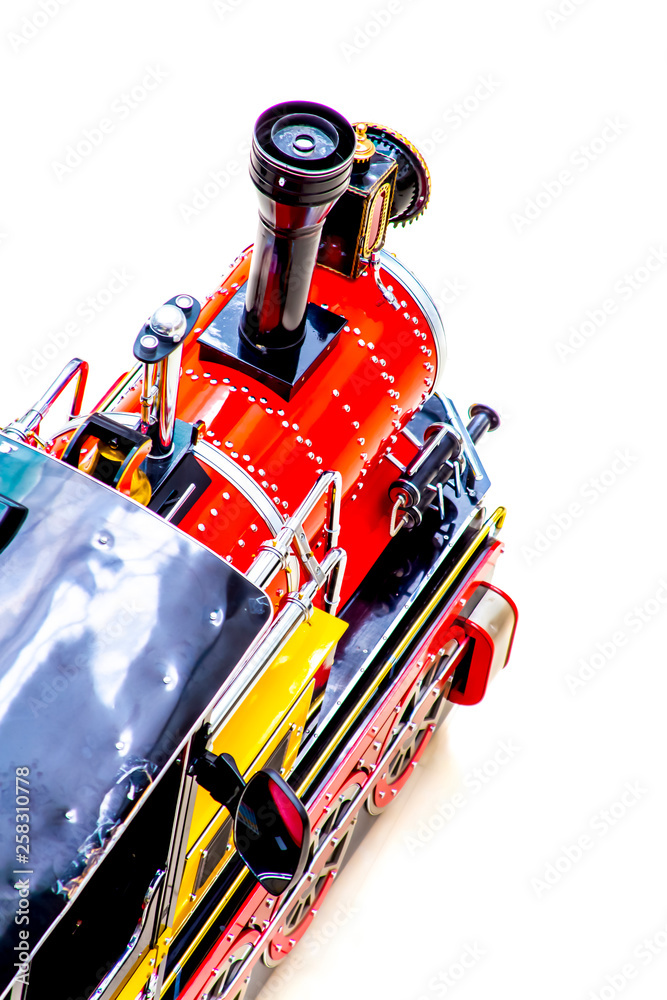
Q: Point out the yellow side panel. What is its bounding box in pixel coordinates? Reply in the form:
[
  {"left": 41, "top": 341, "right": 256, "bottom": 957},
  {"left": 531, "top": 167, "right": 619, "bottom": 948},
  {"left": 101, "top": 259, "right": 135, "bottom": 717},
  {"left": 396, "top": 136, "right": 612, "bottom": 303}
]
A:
[
  {"left": 178, "top": 683, "right": 313, "bottom": 919},
  {"left": 171, "top": 608, "right": 346, "bottom": 938},
  {"left": 215, "top": 609, "right": 346, "bottom": 765}
]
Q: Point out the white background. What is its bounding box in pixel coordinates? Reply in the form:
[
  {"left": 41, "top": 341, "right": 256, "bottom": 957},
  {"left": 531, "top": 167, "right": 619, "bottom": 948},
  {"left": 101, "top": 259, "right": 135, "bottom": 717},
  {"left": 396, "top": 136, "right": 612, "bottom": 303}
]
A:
[{"left": 1, "top": 1, "right": 666, "bottom": 999}]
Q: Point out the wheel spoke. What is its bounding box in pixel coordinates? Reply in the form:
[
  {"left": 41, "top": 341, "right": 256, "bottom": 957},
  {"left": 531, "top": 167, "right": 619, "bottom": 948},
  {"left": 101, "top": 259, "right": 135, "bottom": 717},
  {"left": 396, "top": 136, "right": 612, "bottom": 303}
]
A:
[
  {"left": 367, "top": 660, "right": 450, "bottom": 816},
  {"left": 263, "top": 796, "right": 358, "bottom": 968}
]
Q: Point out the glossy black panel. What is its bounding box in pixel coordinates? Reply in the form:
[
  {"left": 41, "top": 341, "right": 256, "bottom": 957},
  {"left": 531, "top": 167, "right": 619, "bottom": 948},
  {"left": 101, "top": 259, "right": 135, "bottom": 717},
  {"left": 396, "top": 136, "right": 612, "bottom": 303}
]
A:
[
  {"left": 0, "top": 435, "right": 271, "bottom": 992},
  {"left": 198, "top": 284, "right": 346, "bottom": 401},
  {"left": 0, "top": 495, "right": 27, "bottom": 554}
]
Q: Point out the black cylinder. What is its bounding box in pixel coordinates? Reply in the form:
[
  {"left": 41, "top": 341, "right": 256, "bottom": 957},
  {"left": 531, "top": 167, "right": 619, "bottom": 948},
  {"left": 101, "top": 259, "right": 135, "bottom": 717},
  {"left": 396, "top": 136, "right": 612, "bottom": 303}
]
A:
[
  {"left": 467, "top": 404, "right": 501, "bottom": 444},
  {"left": 240, "top": 101, "right": 356, "bottom": 351}
]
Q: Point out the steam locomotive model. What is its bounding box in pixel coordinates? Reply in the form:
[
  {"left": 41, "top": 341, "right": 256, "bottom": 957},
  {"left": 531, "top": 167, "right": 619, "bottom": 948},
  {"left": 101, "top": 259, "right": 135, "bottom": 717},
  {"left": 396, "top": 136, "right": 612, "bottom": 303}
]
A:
[{"left": 0, "top": 101, "right": 517, "bottom": 1000}]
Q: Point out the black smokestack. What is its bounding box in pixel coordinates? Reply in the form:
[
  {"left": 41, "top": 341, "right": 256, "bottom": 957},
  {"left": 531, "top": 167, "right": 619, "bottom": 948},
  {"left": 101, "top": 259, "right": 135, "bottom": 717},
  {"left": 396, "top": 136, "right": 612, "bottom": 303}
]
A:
[{"left": 240, "top": 101, "right": 356, "bottom": 352}]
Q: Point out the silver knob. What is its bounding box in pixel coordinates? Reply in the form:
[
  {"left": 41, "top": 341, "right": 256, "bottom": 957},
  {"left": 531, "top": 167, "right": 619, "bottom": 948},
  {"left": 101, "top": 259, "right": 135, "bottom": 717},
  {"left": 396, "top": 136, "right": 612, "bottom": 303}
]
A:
[{"left": 149, "top": 304, "right": 187, "bottom": 343}]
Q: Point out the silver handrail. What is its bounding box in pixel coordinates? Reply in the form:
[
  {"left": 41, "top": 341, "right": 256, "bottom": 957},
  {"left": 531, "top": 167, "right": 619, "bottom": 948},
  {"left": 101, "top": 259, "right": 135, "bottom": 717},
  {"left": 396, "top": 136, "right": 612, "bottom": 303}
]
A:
[
  {"left": 3, "top": 357, "right": 89, "bottom": 442},
  {"left": 246, "top": 470, "right": 343, "bottom": 601}
]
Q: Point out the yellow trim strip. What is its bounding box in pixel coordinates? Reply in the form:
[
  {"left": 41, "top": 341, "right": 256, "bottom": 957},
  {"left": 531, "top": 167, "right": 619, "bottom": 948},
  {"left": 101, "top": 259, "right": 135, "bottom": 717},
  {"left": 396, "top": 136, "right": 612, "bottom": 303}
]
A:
[{"left": 161, "top": 870, "right": 248, "bottom": 993}]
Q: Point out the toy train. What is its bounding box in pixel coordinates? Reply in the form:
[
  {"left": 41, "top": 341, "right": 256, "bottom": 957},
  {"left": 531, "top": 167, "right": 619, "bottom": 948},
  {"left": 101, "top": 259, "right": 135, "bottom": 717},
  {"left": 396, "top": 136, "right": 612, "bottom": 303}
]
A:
[{"left": 0, "top": 101, "right": 517, "bottom": 1000}]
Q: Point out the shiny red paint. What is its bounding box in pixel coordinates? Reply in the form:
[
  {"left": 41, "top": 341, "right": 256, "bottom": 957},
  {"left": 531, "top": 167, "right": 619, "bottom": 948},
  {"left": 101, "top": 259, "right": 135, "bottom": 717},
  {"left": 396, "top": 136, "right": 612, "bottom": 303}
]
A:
[
  {"left": 447, "top": 583, "right": 519, "bottom": 706},
  {"left": 110, "top": 248, "right": 439, "bottom": 609}
]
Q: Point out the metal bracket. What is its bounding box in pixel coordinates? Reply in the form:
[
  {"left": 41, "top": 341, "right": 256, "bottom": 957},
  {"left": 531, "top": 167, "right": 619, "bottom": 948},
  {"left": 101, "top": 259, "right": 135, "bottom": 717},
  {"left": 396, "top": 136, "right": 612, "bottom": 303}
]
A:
[
  {"left": 369, "top": 251, "right": 401, "bottom": 309},
  {"left": 389, "top": 495, "right": 409, "bottom": 537},
  {"left": 246, "top": 470, "right": 345, "bottom": 615}
]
